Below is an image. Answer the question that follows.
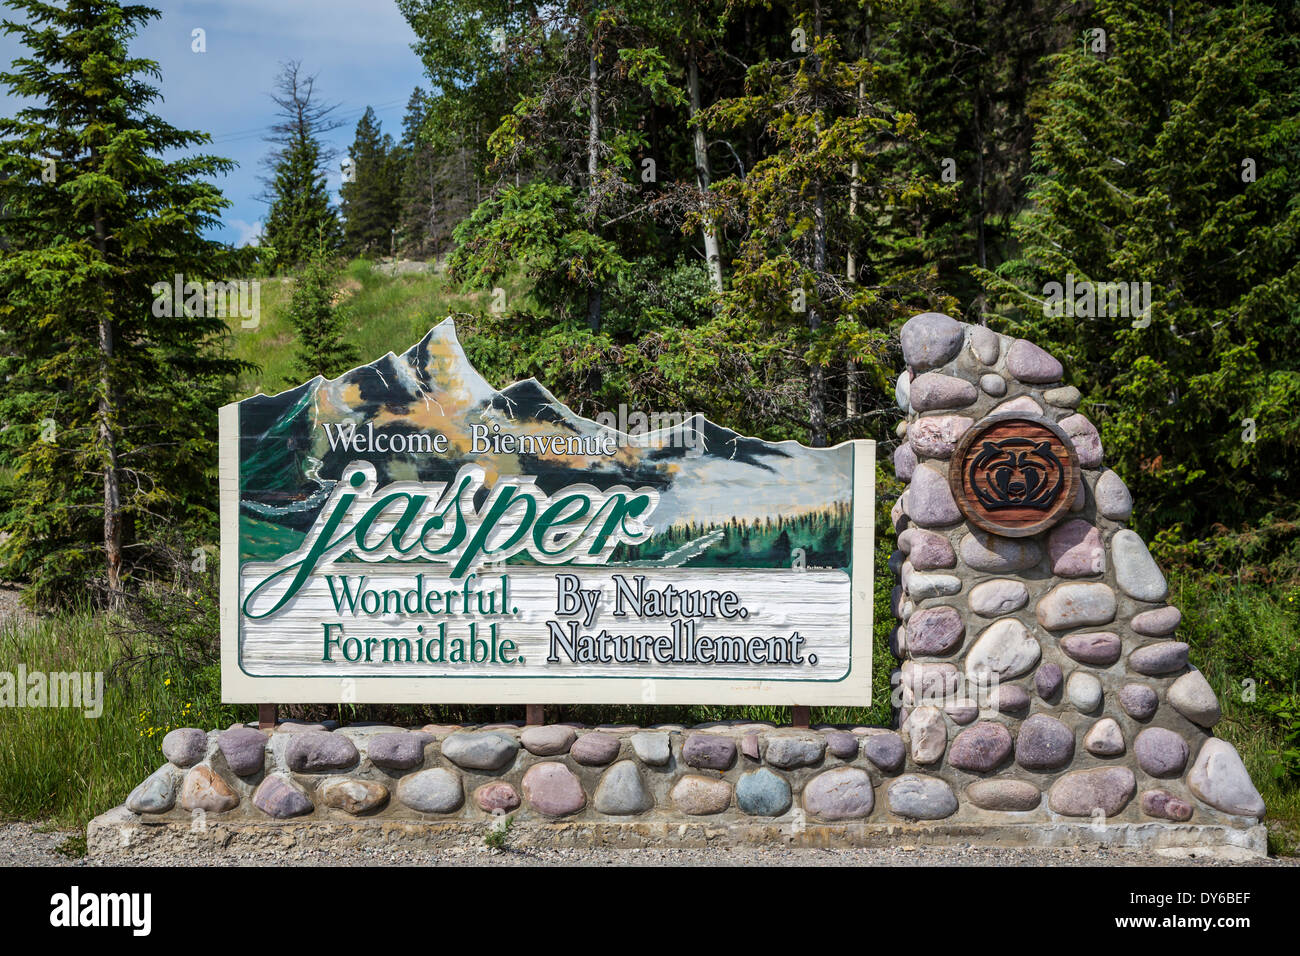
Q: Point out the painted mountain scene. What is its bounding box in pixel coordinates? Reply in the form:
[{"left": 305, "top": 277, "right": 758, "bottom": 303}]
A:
[{"left": 236, "top": 318, "right": 858, "bottom": 573}]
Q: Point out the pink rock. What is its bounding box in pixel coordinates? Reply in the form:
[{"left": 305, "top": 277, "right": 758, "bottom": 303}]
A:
[
  {"left": 893, "top": 442, "right": 917, "bottom": 482},
  {"left": 521, "top": 762, "right": 586, "bottom": 816},
  {"left": 1060, "top": 414, "right": 1104, "bottom": 468},
  {"left": 474, "top": 782, "right": 521, "bottom": 813},
  {"left": 906, "top": 605, "right": 965, "bottom": 656},
  {"left": 906, "top": 464, "right": 962, "bottom": 527},
  {"left": 899, "top": 528, "right": 956, "bottom": 570},
  {"left": 909, "top": 372, "right": 978, "bottom": 412},
  {"left": 1048, "top": 519, "right": 1104, "bottom": 577},
  {"left": 908, "top": 415, "right": 974, "bottom": 459},
  {"left": 993, "top": 395, "right": 1043, "bottom": 416},
  {"left": 1006, "top": 338, "right": 1064, "bottom": 383},
  {"left": 1132, "top": 606, "right": 1181, "bottom": 636}
]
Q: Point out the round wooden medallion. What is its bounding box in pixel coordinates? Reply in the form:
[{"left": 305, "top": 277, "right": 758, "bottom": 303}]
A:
[{"left": 948, "top": 412, "right": 1080, "bottom": 538}]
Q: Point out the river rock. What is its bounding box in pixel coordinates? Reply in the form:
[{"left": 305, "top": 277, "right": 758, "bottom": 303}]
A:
[
  {"left": 966, "top": 779, "right": 1040, "bottom": 811},
  {"left": 966, "top": 618, "right": 1041, "bottom": 683},
  {"left": 1036, "top": 582, "right": 1117, "bottom": 630},
  {"left": 521, "top": 725, "right": 576, "bottom": 756},
  {"left": 179, "top": 765, "right": 239, "bottom": 813},
  {"left": 1048, "top": 520, "right": 1105, "bottom": 577},
  {"left": 905, "top": 572, "right": 962, "bottom": 600},
  {"left": 1060, "top": 414, "right": 1103, "bottom": 468},
  {"left": 367, "top": 733, "right": 428, "bottom": 771},
  {"left": 1134, "top": 727, "right": 1189, "bottom": 778},
  {"left": 803, "top": 767, "right": 874, "bottom": 820},
  {"left": 1048, "top": 767, "right": 1136, "bottom": 817},
  {"left": 1095, "top": 470, "right": 1133, "bottom": 520},
  {"left": 969, "top": 579, "right": 1029, "bottom": 617},
  {"left": 764, "top": 736, "right": 826, "bottom": 769},
  {"left": 945, "top": 699, "right": 980, "bottom": 724},
  {"left": 320, "top": 778, "right": 389, "bottom": 815},
  {"left": 907, "top": 464, "right": 962, "bottom": 527},
  {"left": 286, "top": 732, "right": 359, "bottom": 773},
  {"left": 1141, "top": 788, "right": 1193, "bottom": 822},
  {"left": 1006, "top": 338, "right": 1063, "bottom": 383},
  {"left": 253, "top": 774, "right": 313, "bottom": 818},
  {"left": 1168, "top": 670, "right": 1221, "bottom": 727},
  {"left": 161, "top": 728, "right": 208, "bottom": 768},
  {"left": 948, "top": 722, "right": 1013, "bottom": 772},
  {"left": 959, "top": 532, "right": 1043, "bottom": 573},
  {"left": 893, "top": 443, "right": 917, "bottom": 482},
  {"left": 1132, "top": 606, "right": 1182, "bottom": 636},
  {"left": 1045, "top": 385, "right": 1081, "bottom": 408},
  {"left": 1112, "top": 530, "right": 1168, "bottom": 602},
  {"left": 1035, "top": 662, "right": 1063, "bottom": 700},
  {"left": 683, "top": 734, "right": 736, "bottom": 771},
  {"left": 901, "top": 312, "right": 964, "bottom": 370},
  {"left": 1060, "top": 632, "right": 1121, "bottom": 666},
  {"left": 440, "top": 732, "right": 519, "bottom": 771},
  {"left": 127, "top": 766, "right": 177, "bottom": 814},
  {"left": 1129, "top": 641, "right": 1189, "bottom": 676},
  {"left": 1119, "top": 683, "right": 1159, "bottom": 720},
  {"left": 521, "top": 762, "right": 586, "bottom": 816},
  {"left": 629, "top": 732, "right": 671, "bottom": 766},
  {"left": 980, "top": 373, "right": 1006, "bottom": 396},
  {"left": 905, "top": 706, "right": 947, "bottom": 764},
  {"left": 472, "top": 782, "right": 521, "bottom": 814},
  {"left": 218, "top": 728, "right": 268, "bottom": 776},
  {"left": 825, "top": 731, "right": 859, "bottom": 760},
  {"left": 900, "top": 528, "right": 957, "bottom": 570},
  {"left": 1187, "top": 739, "right": 1265, "bottom": 817},
  {"left": 969, "top": 324, "right": 1001, "bottom": 364},
  {"left": 736, "top": 768, "right": 792, "bottom": 816},
  {"left": 906, "top": 606, "right": 965, "bottom": 656},
  {"left": 670, "top": 775, "right": 731, "bottom": 815},
  {"left": 895, "top": 371, "right": 911, "bottom": 410},
  {"left": 1083, "top": 718, "right": 1126, "bottom": 756},
  {"left": 994, "top": 395, "right": 1043, "bottom": 416},
  {"left": 900, "top": 661, "right": 960, "bottom": 703},
  {"left": 1015, "top": 714, "right": 1075, "bottom": 771},
  {"left": 910, "top": 372, "right": 978, "bottom": 411},
  {"left": 594, "top": 761, "right": 652, "bottom": 815},
  {"left": 1067, "top": 671, "right": 1103, "bottom": 712},
  {"left": 887, "top": 775, "right": 958, "bottom": 820},
  {"left": 397, "top": 768, "right": 463, "bottom": 813},
  {"left": 571, "top": 732, "right": 621, "bottom": 766},
  {"left": 909, "top": 412, "right": 974, "bottom": 457},
  {"left": 861, "top": 732, "right": 905, "bottom": 772}
]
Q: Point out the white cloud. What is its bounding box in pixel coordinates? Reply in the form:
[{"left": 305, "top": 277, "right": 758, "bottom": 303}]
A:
[{"left": 230, "top": 219, "right": 264, "bottom": 247}]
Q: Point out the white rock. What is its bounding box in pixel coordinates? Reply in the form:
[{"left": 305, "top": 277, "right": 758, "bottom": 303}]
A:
[{"left": 966, "top": 619, "right": 1041, "bottom": 684}]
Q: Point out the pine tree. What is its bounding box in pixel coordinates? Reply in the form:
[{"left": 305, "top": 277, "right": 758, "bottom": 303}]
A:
[
  {"left": 287, "top": 243, "right": 359, "bottom": 381},
  {"left": 261, "top": 61, "right": 342, "bottom": 271},
  {"left": 341, "top": 106, "right": 401, "bottom": 257},
  {"left": 0, "top": 0, "right": 249, "bottom": 605}
]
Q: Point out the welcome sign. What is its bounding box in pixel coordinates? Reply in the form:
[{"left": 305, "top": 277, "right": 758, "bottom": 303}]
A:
[{"left": 220, "top": 319, "right": 874, "bottom": 704}]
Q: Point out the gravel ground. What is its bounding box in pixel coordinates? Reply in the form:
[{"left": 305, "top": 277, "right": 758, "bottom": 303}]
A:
[{"left": 5, "top": 821, "right": 1296, "bottom": 867}]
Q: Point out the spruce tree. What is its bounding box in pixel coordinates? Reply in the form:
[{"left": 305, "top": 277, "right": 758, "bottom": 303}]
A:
[
  {"left": 340, "top": 106, "right": 401, "bottom": 257},
  {"left": 287, "top": 243, "right": 359, "bottom": 381},
  {"left": 0, "top": 0, "right": 249, "bottom": 605}
]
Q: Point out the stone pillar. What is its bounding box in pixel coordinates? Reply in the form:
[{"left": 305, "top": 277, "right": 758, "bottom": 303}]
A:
[{"left": 889, "top": 311, "right": 1265, "bottom": 825}]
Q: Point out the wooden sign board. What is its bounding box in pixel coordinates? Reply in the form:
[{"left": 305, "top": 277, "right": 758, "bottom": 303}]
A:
[{"left": 220, "top": 319, "right": 875, "bottom": 705}]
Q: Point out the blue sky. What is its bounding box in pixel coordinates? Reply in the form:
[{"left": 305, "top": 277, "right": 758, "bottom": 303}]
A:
[{"left": 0, "top": 0, "right": 428, "bottom": 246}]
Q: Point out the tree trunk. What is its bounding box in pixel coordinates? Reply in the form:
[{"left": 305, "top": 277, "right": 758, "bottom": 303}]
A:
[
  {"left": 688, "top": 50, "right": 724, "bottom": 294},
  {"left": 808, "top": 0, "right": 827, "bottom": 448},
  {"left": 586, "top": 40, "right": 602, "bottom": 333},
  {"left": 94, "top": 205, "right": 122, "bottom": 602},
  {"left": 846, "top": 10, "right": 870, "bottom": 423}
]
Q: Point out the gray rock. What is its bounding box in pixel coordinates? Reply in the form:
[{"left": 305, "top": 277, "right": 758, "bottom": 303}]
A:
[
  {"left": 895, "top": 371, "right": 911, "bottom": 411},
  {"left": 905, "top": 572, "right": 962, "bottom": 600},
  {"left": 1168, "top": 670, "right": 1221, "bottom": 727},
  {"left": 905, "top": 706, "right": 947, "bottom": 764},
  {"left": 1095, "top": 470, "right": 1133, "bottom": 520},
  {"left": 804, "top": 767, "right": 875, "bottom": 820},
  {"left": 520, "top": 725, "right": 576, "bottom": 756},
  {"left": 440, "top": 732, "right": 519, "bottom": 771},
  {"left": 1119, "top": 683, "right": 1159, "bottom": 720},
  {"left": 1015, "top": 714, "right": 1075, "bottom": 771},
  {"left": 594, "top": 760, "right": 653, "bottom": 815},
  {"left": 959, "top": 532, "right": 1042, "bottom": 573},
  {"left": 629, "top": 732, "right": 671, "bottom": 766},
  {"left": 1044, "top": 385, "right": 1082, "bottom": 408},
  {"left": 906, "top": 605, "right": 965, "bottom": 656},
  {"left": 473, "top": 782, "right": 521, "bottom": 814},
  {"left": 901, "top": 312, "right": 964, "bottom": 371},
  {"left": 178, "top": 765, "right": 239, "bottom": 813},
  {"left": 1048, "top": 767, "right": 1136, "bottom": 817},
  {"left": 893, "top": 443, "right": 917, "bottom": 482},
  {"left": 683, "top": 733, "right": 736, "bottom": 771},
  {"left": 1060, "top": 632, "right": 1121, "bottom": 666},
  {"left": 1187, "top": 739, "right": 1265, "bottom": 818},
  {"left": 994, "top": 395, "right": 1043, "bottom": 416},
  {"left": 571, "top": 732, "right": 621, "bottom": 766},
  {"left": 1048, "top": 520, "right": 1105, "bottom": 577},
  {"left": 253, "top": 774, "right": 314, "bottom": 818},
  {"left": 994, "top": 684, "right": 1030, "bottom": 713},
  {"left": 1035, "top": 662, "right": 1063, "bottom": 700},
  {"left": 1129, "top": 641, "right": 1189, "bottom": 676},
  {"left": 1112, "top": 530, "right": 1169, "bottom": 602},
  {"left": 966, "top": 618, "right": 1041, "bottom": 683},
  {"left": 948, "top": 722, "right": 1013, "bottom": 772},
  {"left": 367, "top": 732, "right": 428, "bottom": 771},
  {"left": 968, "top": 579, "right": 1029, "bottom": 617},
  {"left": 1067, "top": 671, "right": 1103, "bottom": 712},
  {"left": 286, "top": 732, "right": 359, "bottom": 773},
  {"left": 218, "top": 727, "right": 268, "bottom": 776},
  {"left": 320, "top": 778, "right": 389, "bottom": 815},
  {"left": 1083, "top": 718, "right": 1126, "bottom": 756},
  {"left": 1134, "top": 727, "right": 1189, "bottom": 778},
  {"left": 764, "top": 735, "right": 826, "bottom": 769},
  {"left": 966, "top": 779, "right": 1040, "bottom": 812},
  {"left": 736, "top": 768, "right": 793, "bottom": 816},
  {"left": 1141, "top": 789, "right": 1193, "bottom": 822},
  {"left": 910, "top": 372, "right": 978, "bottom": 411},
  {"left": 126, "top": 765, "right": 176, "bottom": 814},
  {"left": 900, "top": 660, "right": 961, "bottom": 704},
  {"left": 397, "top": 768, "right": 464, "bottom": 813},
  {"left": 825, "top": 731, "right": 859, "bottom": 760},
  {"left": 899, "top": 528, "right": 957, "bottom": 570},
  {"left": 1035, "top": 582, "right": 1117, "bottom": 630},
  {"left": 887, "top": 774, "right": 958, "bottom": 820},
  {"left": 861, "top": 733, "right": 905, "bottom": 772},
  {"left": 968, "top": 325, "right": 1001, "bottom": 365},
  {"left": 1006, "top": 338, "right": 1063, "bottom": 383},
  {"left": 907, "top": 464, "right": 963, "bottom": 527},
  {"left": 161, "top": 728, "right": 208, "bottom": 768},
  {"left": 908, "top": 414, "right": 975, "bottom": 459},
  {"left": 670, "top": 775, "right": 732, "bottom": 815},
  {"left": 1132, "top": 606, "right": 1182, "bottom": 636},
  {"left": 980, "top": 373, "right": 1007, "bottom": 396},
  {"left": 1060, "top": 413, "right": 1104, "bottom": 468}
]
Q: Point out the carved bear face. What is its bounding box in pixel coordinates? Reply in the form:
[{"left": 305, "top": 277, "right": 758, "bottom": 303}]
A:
[{"left": 968, "top": 437, "right": 1065, "bottom": 511}]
